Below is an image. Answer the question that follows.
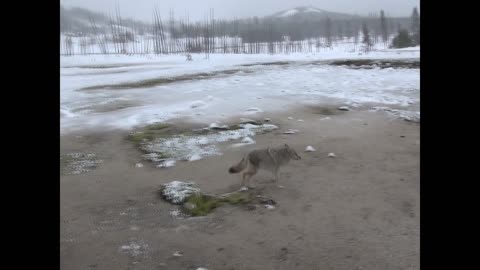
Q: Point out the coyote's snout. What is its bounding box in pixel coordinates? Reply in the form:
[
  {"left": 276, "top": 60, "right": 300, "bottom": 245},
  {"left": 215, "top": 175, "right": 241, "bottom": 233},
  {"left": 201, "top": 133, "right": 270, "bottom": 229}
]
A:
[{"left": 229, "top": 144, "right": 301, "bottom": 187}]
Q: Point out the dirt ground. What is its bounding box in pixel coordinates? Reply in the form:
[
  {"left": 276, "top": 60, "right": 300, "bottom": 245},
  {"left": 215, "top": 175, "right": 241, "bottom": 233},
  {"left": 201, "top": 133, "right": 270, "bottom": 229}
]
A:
[{"left": 60, "top": 105, "right": 419, "bottom": 270}]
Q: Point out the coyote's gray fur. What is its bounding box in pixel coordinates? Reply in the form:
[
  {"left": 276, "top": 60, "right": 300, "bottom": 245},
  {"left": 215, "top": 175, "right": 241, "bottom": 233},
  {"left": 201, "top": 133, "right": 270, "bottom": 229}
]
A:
[{"left": 228, "top": 144, "right": 301, "bottom": 187}]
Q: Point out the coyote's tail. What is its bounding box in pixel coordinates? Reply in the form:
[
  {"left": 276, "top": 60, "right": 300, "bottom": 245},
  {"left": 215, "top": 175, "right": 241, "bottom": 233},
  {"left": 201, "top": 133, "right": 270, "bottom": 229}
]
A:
[{"left": 228, "top": 157, "right": 246, "bottom": 173}]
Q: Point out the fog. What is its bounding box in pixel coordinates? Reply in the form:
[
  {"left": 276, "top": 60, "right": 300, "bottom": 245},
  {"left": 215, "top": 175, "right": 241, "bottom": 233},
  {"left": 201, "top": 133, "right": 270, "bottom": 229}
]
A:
[{"left": 61, "top": 0, "right": 419, "bottom": 22}]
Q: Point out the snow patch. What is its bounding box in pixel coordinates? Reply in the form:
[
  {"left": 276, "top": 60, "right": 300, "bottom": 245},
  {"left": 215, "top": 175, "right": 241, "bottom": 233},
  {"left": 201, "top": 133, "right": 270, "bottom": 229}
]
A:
[
  {"left": 142, "top": 124, "right": 277, "bottom": 167},
  {"left": 190, "top": 100, "right": 207, "bottom": 109},
  {"left": 160, "top": 181, "right": 200, "bottom": 204},
  {"left": 244, "top": 107, "right": 263, "bottom": 114},
  {"left": 157, "top": 160, "right": 176, "bottom": 168},
  {"left": 242, "top": 136, "right": 255, "bottom": 144},
  {"left": 208, "top": 122, "right": 229, "bottom": 130},
  {"left": 119, "top": 241, "right": 148, "bottom": 257},
  {"left": 230, "top": 136, "right": 256, "bottom": 148},
  {"left": 280, "top": 9, "right": 299, "bottom": 17},
  {"left": 283, "top": 129, "right": 299, "bottom": 134},
  {"left": 62, "top": 152, "right": 102, "bottom": 175},
  {"left": 370, "top": 106, "right": 420, "bottom": 122}
]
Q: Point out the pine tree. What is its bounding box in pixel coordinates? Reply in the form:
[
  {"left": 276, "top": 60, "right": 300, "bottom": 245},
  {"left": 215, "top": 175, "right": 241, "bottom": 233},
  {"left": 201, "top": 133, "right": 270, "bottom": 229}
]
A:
[
  {"left": 337, "top": 24, "right": 343, "bottom": 42},
  {"left": 345, "top": 21, "right": 352, "bottom": 40},
  {"left": 411, "top": 7, "right": 420, "bottom": 33},
  {"left": 380, "top": 10, "right": 389, "bottom": 45},
  {"left": 325, "top": 17, "right": 332, "bottom": 47},
  {"left": 391, "top": 29, "right": 413, "bottom": 48},
  {"left": 410, "top": 7, "right": 420, "bottom": 45}
]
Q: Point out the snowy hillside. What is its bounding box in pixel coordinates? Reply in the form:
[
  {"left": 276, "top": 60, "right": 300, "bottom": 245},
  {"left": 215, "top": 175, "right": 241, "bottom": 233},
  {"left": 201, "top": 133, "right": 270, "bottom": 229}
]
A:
[{"left": 270, "top": 6, "right": 359, "bottom": 20}]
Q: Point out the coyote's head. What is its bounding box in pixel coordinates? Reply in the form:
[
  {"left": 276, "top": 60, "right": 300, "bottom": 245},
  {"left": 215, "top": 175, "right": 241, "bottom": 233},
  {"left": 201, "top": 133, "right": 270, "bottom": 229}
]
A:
[{"left": 284, "top": 144, "right": 301, "bottom": 160}]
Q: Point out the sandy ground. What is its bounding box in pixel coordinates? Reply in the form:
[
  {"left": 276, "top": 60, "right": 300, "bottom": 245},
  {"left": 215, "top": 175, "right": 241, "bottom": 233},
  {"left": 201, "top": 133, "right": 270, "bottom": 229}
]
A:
[{"left": 60, "top": 105, "right": 419, "bottom": 270}]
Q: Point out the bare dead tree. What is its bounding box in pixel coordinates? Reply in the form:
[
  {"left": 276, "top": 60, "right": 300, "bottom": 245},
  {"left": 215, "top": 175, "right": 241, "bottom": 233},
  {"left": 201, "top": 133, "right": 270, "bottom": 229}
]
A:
[
  {"left": 114, "top": 4, "right": 127, "bottom": 54},
  {"left": 362, "top": 21, "right": 372, "bottom": 52},
  {"left": 153, "top": 6, "right": 167, "bottom": 54},
  {"left": 64, "top": 36, "right": 73, "bottom": 56},
  {"left": 89, "top": 17, "right": 107, "bottom": 54}
]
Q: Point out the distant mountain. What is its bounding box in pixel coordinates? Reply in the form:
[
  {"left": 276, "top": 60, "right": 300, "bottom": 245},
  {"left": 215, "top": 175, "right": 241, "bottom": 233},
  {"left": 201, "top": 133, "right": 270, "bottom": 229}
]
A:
[
  {"left": 268, "top": 6, "right": 361, "bottom": 20},
  {"left": 60, "top": 4, "right": 410, "bottom": 38},
  {"left": 60, "top": 5, "right": 148, "bottom": 35}
]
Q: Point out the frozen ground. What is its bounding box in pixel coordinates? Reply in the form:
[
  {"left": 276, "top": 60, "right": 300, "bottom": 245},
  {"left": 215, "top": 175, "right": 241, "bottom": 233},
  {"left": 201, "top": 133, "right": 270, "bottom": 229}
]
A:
[{"left": 60, "top": 47, "right": 419, "bottom": 134}]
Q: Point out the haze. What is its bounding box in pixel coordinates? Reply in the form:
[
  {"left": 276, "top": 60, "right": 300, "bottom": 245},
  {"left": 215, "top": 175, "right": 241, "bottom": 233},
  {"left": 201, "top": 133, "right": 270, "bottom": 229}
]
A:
[{"left": 61, "top": 0, "right": 420, "bottom": 22}]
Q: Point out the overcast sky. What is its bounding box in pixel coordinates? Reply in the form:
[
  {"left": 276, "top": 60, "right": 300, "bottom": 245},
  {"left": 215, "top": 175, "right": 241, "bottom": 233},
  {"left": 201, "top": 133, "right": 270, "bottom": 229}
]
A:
[{"left": 61, "top": 0, "right": 419, "bottom": 22}]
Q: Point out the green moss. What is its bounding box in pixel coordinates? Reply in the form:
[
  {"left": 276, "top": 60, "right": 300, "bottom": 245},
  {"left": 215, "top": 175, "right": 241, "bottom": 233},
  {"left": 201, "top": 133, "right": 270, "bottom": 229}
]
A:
[
  {"left": 227, "top": 124, "right": 243, "bottom": 130},
  {"left": 126, "top": 123, "right": 172, "bottom": 144},
  {"left": 220, "top": 192, "right": 252, "bottom": 205},
  {"left": 183, "top": 194, "right": 222, "bottom": 216},
  {"left": 127, "top": 131, "right": 156, "bottom": 144},
  {"left": 146, "top": 123, "right": 170, "bottom": 130},
  {"left": 181, "top": 191, "right": 254, "bottom": 216}
]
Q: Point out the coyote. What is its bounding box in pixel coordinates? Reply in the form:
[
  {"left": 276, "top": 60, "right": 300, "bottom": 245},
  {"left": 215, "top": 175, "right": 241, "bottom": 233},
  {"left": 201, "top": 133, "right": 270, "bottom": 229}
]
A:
[{"left": 228, "top": 144, "right": 301, "bottom": 187}]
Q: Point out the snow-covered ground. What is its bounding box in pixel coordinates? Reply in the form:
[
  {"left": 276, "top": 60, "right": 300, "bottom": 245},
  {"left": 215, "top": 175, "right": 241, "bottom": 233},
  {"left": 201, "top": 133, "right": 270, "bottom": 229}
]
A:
[{"left": 60, "top": 47, "right": 419, "bottom": 134}]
